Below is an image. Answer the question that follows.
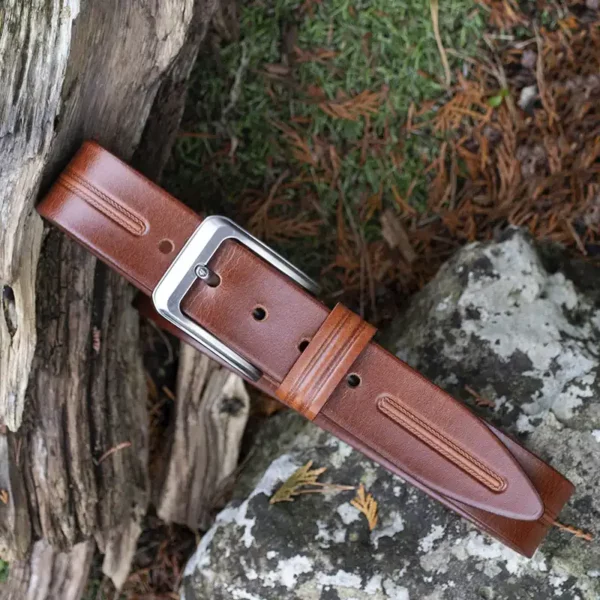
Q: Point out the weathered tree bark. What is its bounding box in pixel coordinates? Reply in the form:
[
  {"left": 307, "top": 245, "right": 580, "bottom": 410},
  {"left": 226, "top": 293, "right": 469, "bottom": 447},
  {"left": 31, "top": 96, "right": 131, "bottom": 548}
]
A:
[
  {"left": 0, "top": 0, "right": 232, "bottom": 596},
  {"left": 0, "top": 540, "right": 94, "bottom": 600},
  {"left": 157, "top": 347, "right": 250, "bottom": 531}
]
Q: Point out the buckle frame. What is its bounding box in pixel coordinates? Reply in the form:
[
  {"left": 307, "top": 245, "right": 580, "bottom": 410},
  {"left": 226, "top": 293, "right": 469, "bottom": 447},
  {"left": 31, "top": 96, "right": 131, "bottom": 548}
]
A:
[{"left": 152, "top": 216, "right": 320, "bottom": 381}]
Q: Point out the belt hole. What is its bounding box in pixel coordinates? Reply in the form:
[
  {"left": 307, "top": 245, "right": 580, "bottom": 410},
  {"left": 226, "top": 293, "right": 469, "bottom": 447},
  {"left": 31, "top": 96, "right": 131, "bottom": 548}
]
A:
[
  {"left": 347, "top": 373, "right": 361, "bottom": 388},
  {"left": 252, "top": 306, "right": 267, "bottom": 321},
  {"left": 298, "top": 339, "right": 310, "bottom": 352},
  {"left": 158, "top": 239, "right": 174, "bottom": 254}
]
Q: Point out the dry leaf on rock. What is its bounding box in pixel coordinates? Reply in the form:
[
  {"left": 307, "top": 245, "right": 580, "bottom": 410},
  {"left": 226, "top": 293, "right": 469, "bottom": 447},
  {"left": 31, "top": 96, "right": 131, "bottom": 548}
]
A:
[
  {"left": 270, "top": 461, "right": 328, "bottom": 504},
  {"left": 351, "top": 484, "right": 378, "bottom": 530},
  {"left": 270, "top": 461, "right": 354, "bottom": 504}
]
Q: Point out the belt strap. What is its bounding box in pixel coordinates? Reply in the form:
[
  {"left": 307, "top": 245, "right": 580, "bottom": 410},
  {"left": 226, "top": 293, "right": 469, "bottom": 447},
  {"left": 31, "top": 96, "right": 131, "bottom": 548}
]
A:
[{"left": 37, "top": 141, "right": 574, "bottom": 556}]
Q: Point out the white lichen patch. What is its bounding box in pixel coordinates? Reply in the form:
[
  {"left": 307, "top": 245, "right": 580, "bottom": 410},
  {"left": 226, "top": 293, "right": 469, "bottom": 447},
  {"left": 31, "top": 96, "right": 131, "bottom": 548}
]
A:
[
  {"left": 549, "top": 574, "right": 568, "bottom": 591},
  {"left": 337, "top": 503, "right": 361, "bottom": 525},
  {"left": 591, "top": 430, "right": 600, "bottom": 443},
  {"left": 184, "top": 455, "right": 299, "bottom": 576},
  {"left": 263, "top": 555, "right": 313, "bottom": 589},
  {"left": 325, "top": 437, "right": 354, "bottom": 468},
  {"left": 588, "top": 570, "right": 600, "bottom": 578},
  {"left": 224, "top": 586, "right": 264, "bottom": 600},
  {"left": 364, "top": 574, "right": 383, "bottom": 594},
  {"left": 371, "top": 511, "right": 405, "bottom": 549},
  {"left": 241, "top": 558, "right": 258, "bottom": 581},
  {"left": 436, "top": 297, "right": 452, "bottom": 313},
  {"left": 315, "top": 519, "right": 347, "bottom": 546},
  {"left": 316, "top": 569, "right": 363, "bottom": 590},
  {"left": 420, "top": 531, "right": 548, "bottom": 579},
  {"left": 382, "top": 579, "right": 410, "bottom": 599},
  {"left": 443, "top": 234, "right": 598, "bottom": 421},
  {"left": 418, "top": 524, "right": 446, "bottom": 553},
  {"left": 516, "top": 413, "right": 535, "bottom": 433},
  {"left": 459, "top": 533, "right": 547, "bottom": 576},
  {"left": 360, "top": 465, "right": 380, "bottom": 489}
]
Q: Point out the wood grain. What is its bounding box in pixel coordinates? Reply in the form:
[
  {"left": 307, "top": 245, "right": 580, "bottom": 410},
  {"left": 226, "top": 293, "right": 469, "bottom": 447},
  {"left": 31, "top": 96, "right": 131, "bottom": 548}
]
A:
[
  {"left": 157, "top": 347, "right": 249, "bottom": 531},
  {"left": 0, "top": 0, "right": 224, "bottom": 595}
]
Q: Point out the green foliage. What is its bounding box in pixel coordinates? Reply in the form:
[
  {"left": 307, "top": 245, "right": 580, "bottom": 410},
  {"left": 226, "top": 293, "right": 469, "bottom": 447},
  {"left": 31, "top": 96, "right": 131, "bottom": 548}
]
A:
[
  {"left": 165, "top": 0, "right": 485, "bottom": 282},
  {"left": 0, "top": 559, "right": 9, "bottom": 583},
  {"left": 487, "top": 87, "right": 509, "bottom": 107}
]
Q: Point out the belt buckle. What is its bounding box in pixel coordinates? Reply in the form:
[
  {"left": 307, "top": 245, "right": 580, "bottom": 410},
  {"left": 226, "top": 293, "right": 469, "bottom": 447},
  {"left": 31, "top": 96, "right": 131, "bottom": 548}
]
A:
[{"left": 152, "top": 216, "right": 320, "bottom": 381}]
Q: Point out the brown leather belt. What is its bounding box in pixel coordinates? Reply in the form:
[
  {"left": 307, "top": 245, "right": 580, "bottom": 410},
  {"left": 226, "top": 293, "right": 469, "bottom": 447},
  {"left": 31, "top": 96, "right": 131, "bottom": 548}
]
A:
[{"left": 37, "top": 141, "right": 574, "bottom": 557}]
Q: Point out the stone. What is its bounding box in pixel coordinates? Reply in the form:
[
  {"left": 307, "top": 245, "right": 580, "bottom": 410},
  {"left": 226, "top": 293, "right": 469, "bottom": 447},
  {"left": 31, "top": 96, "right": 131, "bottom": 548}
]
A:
[{"left": 182, "top": 230, "right": 600, "bottom": 600}]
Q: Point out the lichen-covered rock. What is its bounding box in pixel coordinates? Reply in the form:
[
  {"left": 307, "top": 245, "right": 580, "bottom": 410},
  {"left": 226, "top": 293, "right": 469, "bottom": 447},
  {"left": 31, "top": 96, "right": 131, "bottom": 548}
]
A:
[{"left": 182, "top": 230, "right": 600, "bottom": 600}]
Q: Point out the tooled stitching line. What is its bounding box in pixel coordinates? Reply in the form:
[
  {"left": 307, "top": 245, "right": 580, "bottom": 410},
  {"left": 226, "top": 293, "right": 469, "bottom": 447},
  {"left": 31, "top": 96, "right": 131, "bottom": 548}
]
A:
[
  {"left": 284, "top": 310, "right": 350, "bottom": 412},
  {"left": 378, "top": 396, "right": 506, "bottom": 492},
  {"left": 59, "top": 177, "right": 139, "bottom": 235},
  {"left": 60, "top": 170, "right": 146, "bottom": 235},
  {"left": 67, "top": 170, "right": 146, "bottom": 233}
]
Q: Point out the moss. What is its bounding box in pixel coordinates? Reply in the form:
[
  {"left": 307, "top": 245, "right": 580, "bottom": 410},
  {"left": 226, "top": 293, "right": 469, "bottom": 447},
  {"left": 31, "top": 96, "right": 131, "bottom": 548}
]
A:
[{"left": 165, "top": 0, "right": 485, "bottom": 293}]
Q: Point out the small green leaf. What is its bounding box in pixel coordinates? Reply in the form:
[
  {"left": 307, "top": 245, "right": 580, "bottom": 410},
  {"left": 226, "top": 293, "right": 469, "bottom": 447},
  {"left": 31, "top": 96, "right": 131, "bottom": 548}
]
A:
[
  {"left": 0, "top": 559, "right": 9, "bottom": 583},
  {"left": 487, "top": 89, "right": 509, "bottom": 108},
  {"left": 487, "top": 95, "right": 503, "bottom": 108}
]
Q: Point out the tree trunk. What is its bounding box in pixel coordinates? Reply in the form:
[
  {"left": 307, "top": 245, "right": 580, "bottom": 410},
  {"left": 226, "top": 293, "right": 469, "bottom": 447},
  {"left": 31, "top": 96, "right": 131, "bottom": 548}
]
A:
[
  {"left": 156, "top": 347, "right": 250, "bottom": 531},
  {"left": 0, "top": 0, "right": 230, "bottom": 596}
]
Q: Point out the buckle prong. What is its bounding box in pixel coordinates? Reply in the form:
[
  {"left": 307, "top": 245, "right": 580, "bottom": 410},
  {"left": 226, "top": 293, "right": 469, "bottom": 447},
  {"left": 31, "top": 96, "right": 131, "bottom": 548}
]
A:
[
  {"left": 194, "top": 264, "right": 220, "bottom": 287},
  {"left": 152, "top": 216, "right": 319, "bottom": 381}
]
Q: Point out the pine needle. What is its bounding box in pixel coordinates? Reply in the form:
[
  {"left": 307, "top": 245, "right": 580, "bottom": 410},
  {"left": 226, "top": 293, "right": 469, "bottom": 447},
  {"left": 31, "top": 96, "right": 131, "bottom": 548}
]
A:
[
  {"left": 270, "top": 461, "right": 327, "bottom": 504},
  {"left": 351, "top": 484, "right": 378, "bottom": 530},
  {"left": 464, "top": 384, "right": 496, "bottom": 408},
  {"left": 319, "top": 90, "right": 383, "bottom": 121},
  {"left": 552, "top": 519, "right": 594, "bottom": 542},
  {"left": 430, "top": 0, "right": 452, "bottom": 87}
]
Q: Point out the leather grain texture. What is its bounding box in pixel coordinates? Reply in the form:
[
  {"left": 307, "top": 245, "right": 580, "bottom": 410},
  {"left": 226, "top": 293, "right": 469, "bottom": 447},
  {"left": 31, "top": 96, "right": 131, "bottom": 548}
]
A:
[{"left": 37, "top": 141, "right": 575, "bottom": 557}]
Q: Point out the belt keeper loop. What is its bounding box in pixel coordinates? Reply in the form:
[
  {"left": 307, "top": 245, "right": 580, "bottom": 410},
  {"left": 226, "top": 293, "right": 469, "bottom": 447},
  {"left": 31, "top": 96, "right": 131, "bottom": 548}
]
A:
[{"left": 276, "top": 303, "right": 376, "bottom": 420}]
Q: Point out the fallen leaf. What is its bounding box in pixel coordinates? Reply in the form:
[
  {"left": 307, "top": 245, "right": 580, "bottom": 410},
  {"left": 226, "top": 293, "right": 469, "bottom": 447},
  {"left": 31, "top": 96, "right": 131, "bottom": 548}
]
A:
[
  {"left": 264, "top": 63, "right": 291, "bottom": 76},
  {"left": 270, "top": 461, "right": 354, "bottom": 504},
  {"left": 270, "top": 461, "right": 327, "bottom": 504},
  {"left": 487, "top": 95, "right": 504, "bottom": 108},
  {"left": 381, "top": 209, "right": 417, "bottom": 264},
  {"left": 351, "top": 484, "right": 378, "bottom": 530}
]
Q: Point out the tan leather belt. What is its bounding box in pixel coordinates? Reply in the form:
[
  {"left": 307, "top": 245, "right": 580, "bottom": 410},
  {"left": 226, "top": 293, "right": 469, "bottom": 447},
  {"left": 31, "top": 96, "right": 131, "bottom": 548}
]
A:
[{"left": 37, "top": 141, "right": 574, "bottom": 557}]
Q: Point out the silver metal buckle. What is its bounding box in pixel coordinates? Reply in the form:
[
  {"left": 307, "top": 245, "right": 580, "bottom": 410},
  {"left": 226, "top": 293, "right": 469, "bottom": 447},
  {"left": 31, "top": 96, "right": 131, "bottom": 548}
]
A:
[{"left": 152, "top": 216, "right": 320, "bottom": 381}]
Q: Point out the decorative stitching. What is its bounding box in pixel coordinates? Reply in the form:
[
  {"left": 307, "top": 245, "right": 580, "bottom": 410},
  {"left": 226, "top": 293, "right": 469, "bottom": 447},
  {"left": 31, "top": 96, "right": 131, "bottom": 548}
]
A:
[
  {"left": 377, "top": 396, "right": 506, "bottom": 492},
  {"left": 59, "top": 177, "right": 138, "bottom": 234},
  {"left": 59, "top": 170, "right": 147, "bottom": 236},
  {"left": 67, "top": 170, "right": 146, "bottom": 233}
]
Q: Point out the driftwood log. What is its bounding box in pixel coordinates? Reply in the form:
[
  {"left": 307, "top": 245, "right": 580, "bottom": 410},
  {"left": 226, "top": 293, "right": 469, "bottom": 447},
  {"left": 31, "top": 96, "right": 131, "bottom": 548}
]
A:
[{"left": 0, "top": 0, "right": 245, "bottom": 597}]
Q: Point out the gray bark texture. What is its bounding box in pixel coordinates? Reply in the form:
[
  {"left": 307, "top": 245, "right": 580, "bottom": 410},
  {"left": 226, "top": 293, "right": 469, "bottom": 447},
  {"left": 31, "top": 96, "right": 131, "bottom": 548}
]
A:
[
  {"left": 157, "top": 348, "right": 250, "bottom": 531},
  {"left": 0, "top": 0, "right": 228, "bottom": 596}
]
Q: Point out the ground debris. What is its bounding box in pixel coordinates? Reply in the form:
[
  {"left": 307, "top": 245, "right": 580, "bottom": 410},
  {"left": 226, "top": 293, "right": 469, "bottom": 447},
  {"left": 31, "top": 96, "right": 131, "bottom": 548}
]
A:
[{"left": 416, "top": 3, "right": 600, "bottom": 286}]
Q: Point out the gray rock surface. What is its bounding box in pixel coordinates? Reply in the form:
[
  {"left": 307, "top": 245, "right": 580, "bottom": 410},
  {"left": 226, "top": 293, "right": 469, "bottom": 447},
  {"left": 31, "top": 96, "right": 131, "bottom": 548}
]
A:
[{"left": 182, "top": 230, "right": 600, "bottom": 600}]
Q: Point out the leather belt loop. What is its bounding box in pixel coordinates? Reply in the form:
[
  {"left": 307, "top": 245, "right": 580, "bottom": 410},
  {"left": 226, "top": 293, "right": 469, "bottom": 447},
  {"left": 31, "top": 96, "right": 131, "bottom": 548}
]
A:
[{"left": 276, "top": 304, "right": 376, "bottom": 420}]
